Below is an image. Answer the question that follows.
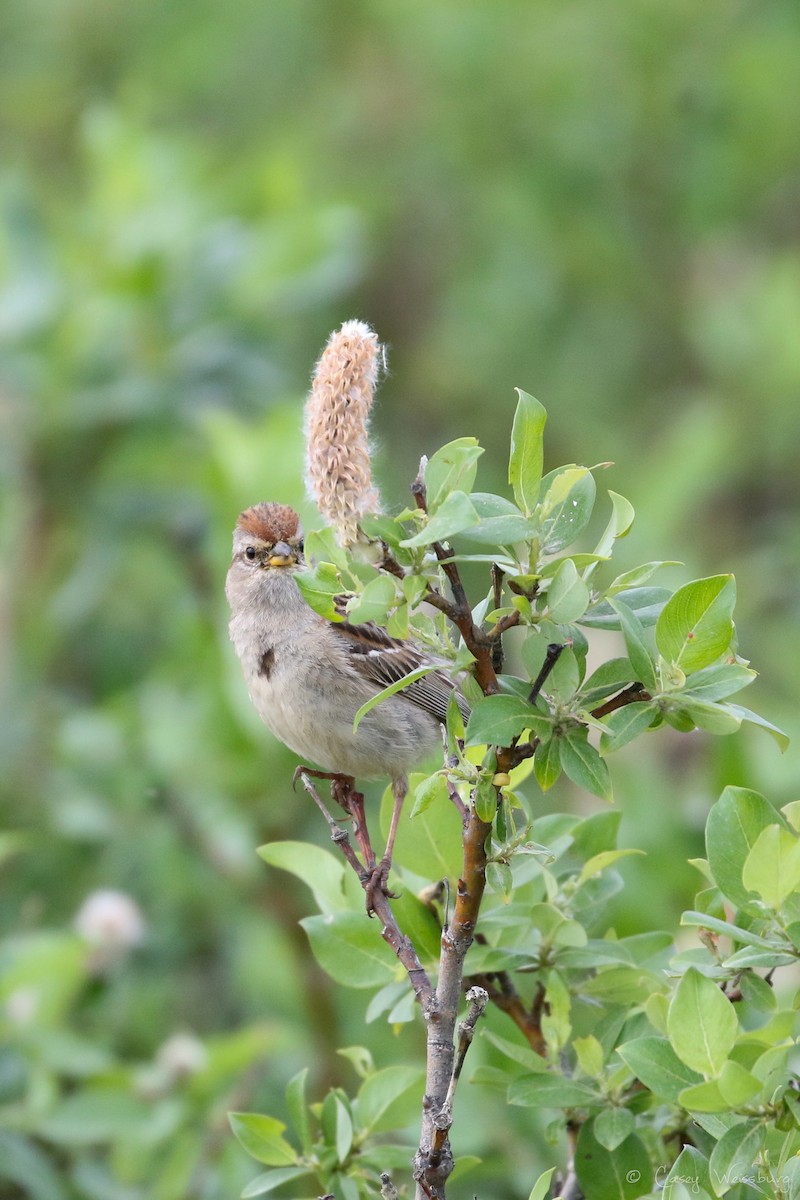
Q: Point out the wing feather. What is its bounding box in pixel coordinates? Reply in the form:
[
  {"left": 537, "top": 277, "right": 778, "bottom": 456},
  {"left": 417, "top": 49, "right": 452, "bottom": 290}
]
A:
[{"left": 330, "top": 620, "right": 470, "bottom": 724}]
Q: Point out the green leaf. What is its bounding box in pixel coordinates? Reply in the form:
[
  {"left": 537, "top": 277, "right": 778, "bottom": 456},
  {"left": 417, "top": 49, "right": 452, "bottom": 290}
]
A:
[
  {"left": 508, "top": 389, "right": 546, "bottom": 515},
  {"left": 356, "top": 1066, "right": 425, "bottom": 1134},
  {"left": 539, "top": 467, "right": 596, "bottom": 553},
  {"left": 546, "top": 645, "right": 581, "bottom": 702},
  {"left": 593, "top": 1108, "right": 635, "bottom": 1152},
  {"left": 666, "top": 1147, "right": 712, "bottom": 1199},
  {"left": 409, "top": 771, "right": 449, "bottom": 818},
  {"left": 570, "top": 809, "right": 622, "bottom": 859},
  {"left": 300, "top": 912, "right": 397, "bottom": 988},
  {"left": 481, "top": 1029, "right": 550, "bottom": 1074},
  {"left": 722, "top": 946, "right": 796, "bottom": 969},
  {"left": 541, "top": 969, "right": 572, "bottom": 1052},
  {"left": 352, "top": 663, "right": 445, "bottom": 732},
  {"left": 574, "top": 1122, "right": 653, "bottom": 1200},
  {"left": 608, "top": 599, "right": 656, "bottom": 690},
  {"left": 608, "top": 561, "right": 682, "bottom": 592},
  {"left": 742, "top": 824, "right": 800, "bottom": 909},
  {"left": 707, "top": 1122, "right": 766, "bottom": 1196},
  {"left": 463, "top": 493, "right": 538, "bottom": 544},
  {"left": 717, "top": 1060, "right": 762, "bottom": 1106},
  {"left": 380, "top": 774, "right": 462, "bottom": 881},
  {"left": 302, "top": 525, "right": 350, "bottom": 570},
  {"left": 528, "top": 1167, "right": 556, "bottom": 1200},
  {"left": 783, "top": 800, "right": 800, "bottom": 831},
  {"left": 677, "top": 1079, "right": 732, "bottom": 1113},
  {"left": 579, "top": 849, "right": 645, "bottom": 884},
  {"left": 425, "top": 437, "right": 484, "bottom": 511},
  {"left": 679, "top": 911, "right": 778, "bottom": 949},
  {"left": 593, "top": 491, "right": 635, "bottom": 560},
  {"left": 400, "top": 490, "right": 479, "bottom": 547},
  {"left": 508, "top": 1074, "right": 602, "bottom": 1108},
  {"left": 721, "top": 704, "right": 790, "bottom": 751},
  {"left": 681, "top": 662, "right": 757, "bottom": 702},
  {"left": 465, "top": 694, "right": 551, "bottom": 747},
  {"left": 294, "top": 562, "right": 346, "bottom": 620},
  {"left": 667, "top": 968, "right": 738, "bottom": 1076},
  {"left": 738, "top": 971, "right": 777, "bottom": 1010},
  {"left": 574, "top": 1035, "right": 604, "bottom": 1078},
  {"left": 580, "top": 587, "right": 671, "bottom": 629},
  {"left": 228, "top": 1114, "right": 298, "bottom": 1167},
  {"left": 390, "top": 889, "right": 443, "bottom": 964},
  {"left": 655, "top": 575, "right": 736, "bottom": 673},
  {"left": 669, "top": 698, "right": 743, "bottom": 736},
  {"left": 599, "top": 703, "right": 657, "bottom": 756},
  {"left": 257, "top": 841, "right": 347, "bottom": 913},
  {"left": 359, "top": 513, "right": 407, "bottom": 549},
  {"left": 474, "top": 775, "right": 497, "bottom": 823},
  {"left": 534, "top": 736, "right": 562, "bottom": 791},
  {"left": 285, "top": 1070, "right": 312, "bottom": 1155},
  {"left": 560, "top": 728, "right": 613, "bottom": 801},
  {"left": 705, "top": 787, "right": 787, "bottom": 912},
  {"left": 241, "top": 1167, "right": 314, "bottom": 1198},
  {"left": 346, "top": 574, "right": 398, "bottom": 625},
  {"left": 580, "top": 658, "right": 638, "bottom": 705},
  {"left": 333, "top": 1096, "right": 353, "bottom": 1164},
  {"left": 547, "top": 559, "right": 590, "bottom": 623},
  {"left": 617, "top": 1037, "right": 703, "bottom": 1102}
]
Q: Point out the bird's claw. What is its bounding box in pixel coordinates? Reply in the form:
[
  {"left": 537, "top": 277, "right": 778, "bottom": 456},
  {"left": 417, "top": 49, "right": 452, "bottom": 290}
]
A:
[{"left": 364, "top": 858, "right": 399, "bottom": 917}]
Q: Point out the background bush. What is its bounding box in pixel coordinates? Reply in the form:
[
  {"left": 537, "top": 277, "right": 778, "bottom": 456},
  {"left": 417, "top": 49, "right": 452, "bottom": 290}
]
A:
[{"left": 2, "top": 3, "right": 799, "bottom": 1197}]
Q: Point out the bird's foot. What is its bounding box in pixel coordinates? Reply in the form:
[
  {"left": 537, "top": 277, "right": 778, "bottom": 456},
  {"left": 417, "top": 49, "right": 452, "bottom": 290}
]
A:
[
  {"left": 292, "top": 766, "right": 355, "bottom": 797},
  {"left": 363, "top": 857, "right": 399, "bottom": 917}
]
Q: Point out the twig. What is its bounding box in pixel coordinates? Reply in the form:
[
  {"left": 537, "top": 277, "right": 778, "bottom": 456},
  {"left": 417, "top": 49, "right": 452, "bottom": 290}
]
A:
[
  {"left": 590, "top": 682, "right": 649, "bottom": 719},
  {"left": 495, "top": 644, "right": 564, "bottom": 775},
  {"left": 412, "top": 469, "right": 500, "bottom": 696},
  {"left": 297, "top": 772, "right": 370, "bottom": 882},
  {"left": 296, "top": 773, "right": 434, "bottom": 1008},
  {"left": 378, "top": 542, "right": 406, "bottom": 580},
  {"left": 557, "top": 1120, "right": 584, "bottom": 1200},
  {"left": 467, "top": 973, "right": 547, "bottom": 1057},
  {"left": 528, "top": 643, "right": 564, "bottom": 704},
  {"left": 487, "top": 610, "right": 521, "bottom": 641},
  {"left": 429, "top": 987, "right": 488, "bottom": 1155},
  {"left": 490, "top": 564, "right": 507, "bottom": 673},
  {"left": 380, "top": 1173, "right": 399, "bottom": 1200}
]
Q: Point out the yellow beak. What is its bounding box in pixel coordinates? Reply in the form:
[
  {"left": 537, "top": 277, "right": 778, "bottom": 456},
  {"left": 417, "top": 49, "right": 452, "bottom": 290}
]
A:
[{"left": 268, "top": 541, "right": 296, "bottom": 568}]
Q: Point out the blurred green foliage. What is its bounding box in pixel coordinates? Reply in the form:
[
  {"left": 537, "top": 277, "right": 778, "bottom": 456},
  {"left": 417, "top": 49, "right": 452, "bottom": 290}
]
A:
[{"left": 2, "top": 1, "right": 799, "bottom": 1196}]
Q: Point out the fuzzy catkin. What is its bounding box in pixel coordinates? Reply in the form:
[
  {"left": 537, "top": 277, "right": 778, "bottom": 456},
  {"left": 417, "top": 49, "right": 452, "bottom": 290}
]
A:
[{"left": 305, "top": 320, "right": 383, "bottom": 546}]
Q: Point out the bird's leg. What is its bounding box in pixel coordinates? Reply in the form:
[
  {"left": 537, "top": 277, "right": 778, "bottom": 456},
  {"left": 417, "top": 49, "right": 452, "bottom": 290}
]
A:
[
  {"left": 331, "top": 777, "right": 377, "bottom": 875},
  {"left": 364, "top": 774, "right": 407, "bottom": 915},
  {"left": 292, "top": 767, "right": 377, "bottom": 875}
]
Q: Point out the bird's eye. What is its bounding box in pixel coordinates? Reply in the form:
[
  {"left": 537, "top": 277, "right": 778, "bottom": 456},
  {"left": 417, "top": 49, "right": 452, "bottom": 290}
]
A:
[
  {"left": 296, "top": 539, "right": 304, "bottom": 553},
  {"left": 245, "top": 546, "right": 256, "bottom": 561}
]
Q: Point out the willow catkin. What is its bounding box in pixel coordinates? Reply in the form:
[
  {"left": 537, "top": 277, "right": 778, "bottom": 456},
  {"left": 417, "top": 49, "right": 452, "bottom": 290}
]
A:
[{"left": 304, "top": 320, "right": 383, "bottom": 546}]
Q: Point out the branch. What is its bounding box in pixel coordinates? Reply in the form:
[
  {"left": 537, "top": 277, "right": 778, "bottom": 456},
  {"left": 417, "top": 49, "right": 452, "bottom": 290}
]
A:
[
  {"left": 411, "top": 469, "right": 500, "bottom": 696},
  {"left": 467, "top": 972, "right": 547, "bottom": 1057},
  {"left": 429, "top": 987, "right": 488, "bottom": 1157},
  {"left": 557, "top": 1120, "right": 584, "bottom": 1200},
  {"left": 296, "top": 772, "right": 434, "bottom": 1009},
  {"left": 528, "top": 642, "right": 565, "bottom": 704},
  {"left": 414, "top": 803, "right": 493, "bottom": 1199},
  {"left": 590, "top": 682, "right": 650, "bottom": 719}
]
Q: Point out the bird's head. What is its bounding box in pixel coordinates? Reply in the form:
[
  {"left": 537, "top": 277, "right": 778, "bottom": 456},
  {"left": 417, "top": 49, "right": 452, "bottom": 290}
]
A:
[{"left": 230, "top": 503, "right": 305, "bottom": 575}]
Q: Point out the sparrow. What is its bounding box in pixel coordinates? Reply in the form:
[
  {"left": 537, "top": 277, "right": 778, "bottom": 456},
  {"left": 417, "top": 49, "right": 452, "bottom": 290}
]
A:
[{"left": 225, "top": 502, "right": 469, "bottom": 907}]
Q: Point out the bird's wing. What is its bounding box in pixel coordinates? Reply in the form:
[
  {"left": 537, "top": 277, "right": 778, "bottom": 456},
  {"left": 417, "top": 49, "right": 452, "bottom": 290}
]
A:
[{"left": 329, "top": 620, "right": 470, "bottom": 724}]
